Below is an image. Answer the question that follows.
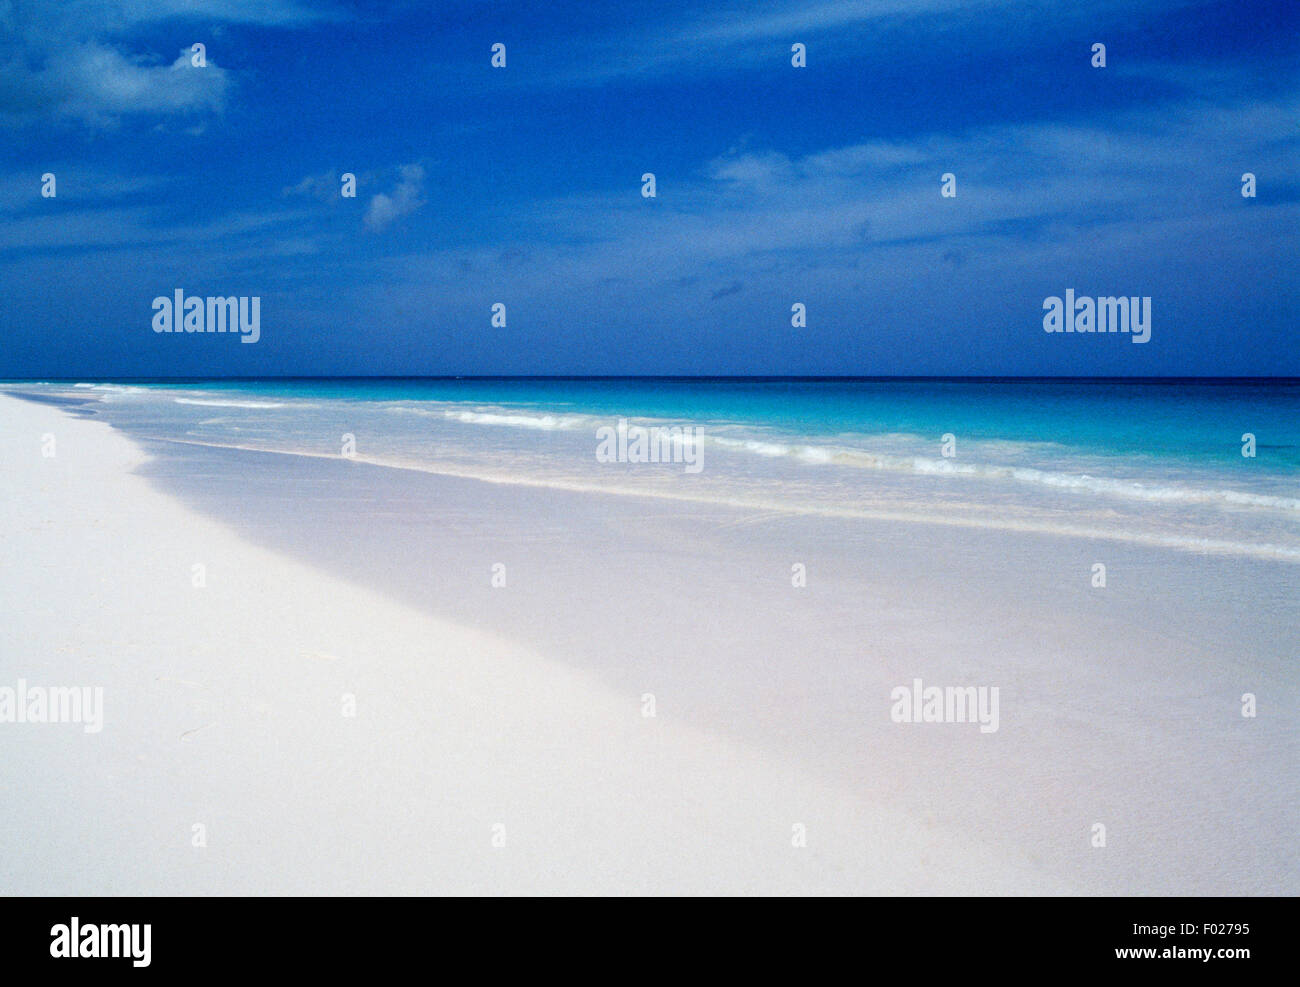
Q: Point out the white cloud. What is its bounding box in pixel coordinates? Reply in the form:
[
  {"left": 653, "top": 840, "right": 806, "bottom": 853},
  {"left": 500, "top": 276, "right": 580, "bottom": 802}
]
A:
[
  {"left": 0, "top": 0, "right": 335, "bottom": 127},
  {"left": 364, "top": 165, "right": 426, "bottom": 232},
  {"left": 0, "top": 44, "right": 230, "bottom": 126}
]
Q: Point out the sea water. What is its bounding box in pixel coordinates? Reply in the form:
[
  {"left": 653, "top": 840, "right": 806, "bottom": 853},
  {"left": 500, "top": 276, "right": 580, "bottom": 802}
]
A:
[{"left": 10, "top": 377, "right": 1299, "bottom": 561}]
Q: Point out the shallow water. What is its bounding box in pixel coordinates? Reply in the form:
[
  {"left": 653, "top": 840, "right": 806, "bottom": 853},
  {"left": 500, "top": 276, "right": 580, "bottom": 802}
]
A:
[{"left": 12, "top": 378, "right": 1298, "bottom": 561}]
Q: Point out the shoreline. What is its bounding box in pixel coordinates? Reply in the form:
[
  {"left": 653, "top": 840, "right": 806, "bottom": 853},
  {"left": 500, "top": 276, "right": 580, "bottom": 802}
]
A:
[
  {"left": 1, "top": 393, "right": 1073, "bottom": 894},
  {"left": 9, "top": 379, "right": 1298, "bottom": 565},
  {"left": 2, "top": 392, "right": 1296, "bottom": 894}
]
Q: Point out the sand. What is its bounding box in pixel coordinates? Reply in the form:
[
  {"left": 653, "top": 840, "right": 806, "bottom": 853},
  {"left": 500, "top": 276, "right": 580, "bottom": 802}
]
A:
[{"left": 2, "top": 393, "right": 1083, "bottom": 894}]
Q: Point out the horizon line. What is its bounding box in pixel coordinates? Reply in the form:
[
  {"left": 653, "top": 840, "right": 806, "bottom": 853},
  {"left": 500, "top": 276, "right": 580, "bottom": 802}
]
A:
[{"left": 4, "top": 376, "right": 1299, "bottom": 385}]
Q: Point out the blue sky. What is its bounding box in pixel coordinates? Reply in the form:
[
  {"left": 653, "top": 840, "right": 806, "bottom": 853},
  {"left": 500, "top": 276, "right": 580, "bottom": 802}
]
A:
[{"left": 0, "top": 0, "right": 1296, "bottom": 376}]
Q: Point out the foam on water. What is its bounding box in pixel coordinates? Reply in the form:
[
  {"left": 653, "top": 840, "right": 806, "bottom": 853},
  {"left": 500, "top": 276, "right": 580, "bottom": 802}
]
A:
[
  {"left": 7, "top": 378, "right": 1297, "bottom": 561},
  {"left": 174, "top": 397, "right": 293, "bottom": 409},
  {"left": 87, "top": 432, "right": 1300, "bottom": 563}
]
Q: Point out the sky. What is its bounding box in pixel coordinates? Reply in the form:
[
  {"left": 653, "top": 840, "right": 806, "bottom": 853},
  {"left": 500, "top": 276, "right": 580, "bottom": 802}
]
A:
[{"left": 0, "top": 0, "right": 1296, "bottom": 377}]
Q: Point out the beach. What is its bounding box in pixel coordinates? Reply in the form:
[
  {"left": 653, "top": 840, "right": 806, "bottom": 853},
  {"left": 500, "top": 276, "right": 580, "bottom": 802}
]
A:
[{"left": 1, "top": 385, "right": 1296, "bottom": 894}]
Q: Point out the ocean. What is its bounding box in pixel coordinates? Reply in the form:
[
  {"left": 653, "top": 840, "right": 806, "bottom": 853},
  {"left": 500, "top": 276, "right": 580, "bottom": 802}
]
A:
[{"left": 9, "top": 377, "right": 1300, "bottom": 561}]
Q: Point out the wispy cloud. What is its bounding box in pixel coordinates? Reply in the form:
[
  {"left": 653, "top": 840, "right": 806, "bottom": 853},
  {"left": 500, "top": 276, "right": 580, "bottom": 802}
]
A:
[
  {"left": 284, "top": 170, "right": 342, "bottom": 202},
  {"left": 343, "top": 90, "right": 1299, "bottom": 315},
  {"left": 539, "top": 0, "right": 1196, "bottom": 87}
]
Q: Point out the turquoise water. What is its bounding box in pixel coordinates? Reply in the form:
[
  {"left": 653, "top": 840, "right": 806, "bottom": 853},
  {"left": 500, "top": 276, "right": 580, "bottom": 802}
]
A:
[
  {"left": 9, "top": 378, "right": 1300, "bottom": 560},
  {"left": 63, "top": 376, "right": 1299, "bottom": 466}
]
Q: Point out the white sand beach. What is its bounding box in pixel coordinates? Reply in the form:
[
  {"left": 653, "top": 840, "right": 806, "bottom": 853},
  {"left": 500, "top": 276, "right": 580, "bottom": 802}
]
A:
[{"left": 2, "top": 392, "right": 1296, "bottom": 895}]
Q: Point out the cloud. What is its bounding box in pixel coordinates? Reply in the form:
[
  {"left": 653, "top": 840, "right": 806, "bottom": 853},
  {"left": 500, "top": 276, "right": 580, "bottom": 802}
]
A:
[
  {"left": 0, "top": 201, "right": 316, "bottom": 253},
  {"left": 340, "top": 87, "right": 1300, "bottom": 319},
  {"left": 0, "top": 0, "right": 335, "bottom": 127},
  {"left": 284, "top": 170, "right": 341, "bottom": 202},
  {"left": 0, "top": 44, "right": 230, "bottom": 126},
  {"left": 676, "top": 0, "right": 972, "bottom": 46},
  {"left": 0, "top": 168, "right": 168, "bottom": 214},
  {"left": 539, "top": 0, "right": 1191, "bottom": 87},
  {"left": 708, "top": 152, "right": 796, "bottom": 191},
  {"left": 12, "top": 0, "right": 332, "bottom": 38},
  {"left": 364, "top": 165, "right": 425, "bottom": 232}
]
